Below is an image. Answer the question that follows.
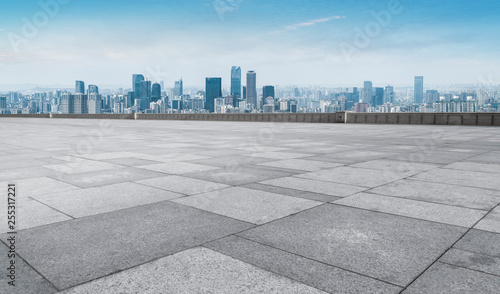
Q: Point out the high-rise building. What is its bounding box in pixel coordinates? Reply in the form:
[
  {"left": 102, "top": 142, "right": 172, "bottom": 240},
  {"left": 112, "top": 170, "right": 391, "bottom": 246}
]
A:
[
  {"left": 246, "top": 71, "right": 257, "bottom": 109},
  {"left": 132, "top": 74, "right": 145, "bottom": 96},
  {"left": 0, "top": 96, "right": 7, "bottom": 109},
  {"left": 174, "top": 79, "right": 183, "bottom": 97},
  {"left": 139, "top": 80, "right": 151, "bottom": 111},
  {"left": 242, "top": 86, "right": 247, "bottom": 100},
  {"left": 75, "top": 81, "right": 85, "bottom": 94},
  {"left": 205, "top": 77, "right": 222, "bottom": 113},
  {"left": 384, "top": 86, "right": 394, "bottom": 104},
  {"left": 426, "top": 90, "right": 439, "bottom": 104},
  {"left": 74, "top": 94, "right": 88, "bottom": 114},
  {"left": 88, "top": 94, "right": 102, "bottom": 114},
  {"left": 231, "top": 66, "right": 241, "bottom": 106},
  {"left": 362, "top": 81, "right": 372, "bottom": 104},
  {"left": 262, "top": 85, "right": 275, "bottom": 109},
  {"left": 414, "top": 76, "right": 424, "bottom": 104},
  {"left": 88, "top": 85, "right": 99, "bottom": 95},
  {"left": 373, "top": 88, "right": 385, "bottom": 107},
  {"left": 152, "top": 83, "right": 161, "bottom": 102}
]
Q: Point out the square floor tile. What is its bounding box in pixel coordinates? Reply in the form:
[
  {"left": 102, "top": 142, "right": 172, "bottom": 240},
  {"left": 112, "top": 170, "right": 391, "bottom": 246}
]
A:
[
  {"left": 411, "top": 168, "right": 500, "bottom": 190},
  {"left": 1, "top": 177, "right": 81, "bottom": 199},
  {"left": 172, "top": 187, "right": 321, "bottom": 224},
  {"left": 184, "top": 166, "right": 295, "bottom": 186},
  {"left": 58, "top": 248, "right": 326, "bottom": 294},
  {"left": 242, "top": 183, "right": 340, "bottom": 202},
  {"left": 334, "top": 193, "right": 486, "bottom": 227},
  {"left": 136, "top": 175, "right": 230, "bottom": 195},
  {"left": 0, "top": 201, "right": 253, "bottom": 290},
  {"left": 454, "top": 229, "right": 500, "bottom": 258},
  {"left": 260, "top": 177, "right": 366, "bottom": 197},
  {"left": 33, "top": 182, "right": 183, "bottom": 218},
  {"left": 257, "top": 159, "right": 343, "bottom": 172},
  {"left": 137, "top": 162, "right": 219, "bottom": 174},
  {"left": 474, "top": 206, "right": 500, "bottom": 233},
  {"left": 238, "top": 204, "right": 466, "bottom": 287},
  {"left": 297, "top": 167, "right": 407, "bottom": 188},
  {"left": 350, "top": 159, "right": 440, "bottom": 174},
  {"left": 443, "top": 162, "right": 500, "bottom": 174},
  {"left": 43, "top": 160, "right": 122, "bottom": 174},
  {"left": 102, "top": 157, "right": 162, "bottom": 167},
  {"left": 439, "top": 248, "right": 500, "bottom": 277}
]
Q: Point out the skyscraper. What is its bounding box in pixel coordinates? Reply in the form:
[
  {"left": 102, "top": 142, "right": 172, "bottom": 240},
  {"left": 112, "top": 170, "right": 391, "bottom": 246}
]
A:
[
  {"left": 152, "top": 83, "right": 161, "bottom": 102},
  {"left": 75, "top": 81, "right": 85, "bottom": 94},
  {"left": 174, "top": 79, "right": 183, "bottom": 97},
  {"left": 132, "top": 74, "right": 145, "bottom": 99},
  {"left": 88, "top": 85, "right": 99, "bottom": 95},
  {"left": 384, "top": 86, "right": 394, "bottom": 104},
  {"left": 231, "top": 66, "right": 241, "bottom": 106},
  {"left": 246, "top": 71, "right": 257, "bottom": 109},
  {"left": 205, "top": 77, "right": 222, "bottom": 113},
  {"left": 414, "top": 76, "right": 424, "bottom": 104},
  {"left": 139, "top": 80, "right": 151, "bottom": 111},
  {"left": 242, "top": 86, "right": 247, "bottom": 100},
  {"left": 373, "top": 88, "right": 385, "bottom": 107},
  {"left": 262, "top": 85, "right": 275, "bottom": 109},
  {"left": 0, "top": 96, "right": 7, "bottom": 109},
  {"left": 362, "top": 81, "right": 372, "bottom": 104}
]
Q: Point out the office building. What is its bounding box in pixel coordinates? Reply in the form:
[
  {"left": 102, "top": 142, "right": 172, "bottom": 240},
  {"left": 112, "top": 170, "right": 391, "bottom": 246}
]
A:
[
  {"left": 205, "top": 77, "right": 222, "bottom": 113},
  {"left": 75, "top": 81, "right": 85, "bottom": 94},
  {"left": 139, "top": 80, "right": 151, "bottom": 111},
  {"left": 174, "top": 79, "right": 183, "bottom": 97},
  {"left": 0, "top": 96, "right": 6, "bottom": 109},
  {"left": 231, "top": 66, "right": 241, "bottom": 106},
  {"left": 384, "top": 86, "right": 394, "bottom": 104},
  {"left": 152, "top": 83, "right": 161, "bottom": 102},
  {"left": 362, "top": 81, "right": 372, "bottom": 104},
  {"left": 132, "top": 74, "right": 145, "bottom": 97},
  {"left": 88, "top": 85, "right": 99, "bottom": 95},
  {"left": 88, "top": 94, "right": 102, "bottom": 114},
  {"left": 373, "top": 87, "right": 385, "bottom": 107},
  {"left": 426, "top": 90, "right": 440, "bottom": 104},
  {"left": 414, "top": 76, "right": 424, "bottom": 104},
  {"left": 246, "top": 71, "right": 257, "bottom": 109}
]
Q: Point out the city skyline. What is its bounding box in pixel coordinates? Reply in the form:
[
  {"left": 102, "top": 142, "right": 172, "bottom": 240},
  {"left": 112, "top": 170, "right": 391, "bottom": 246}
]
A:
[{"left": 1, "top": 0, "right": 499, "bottom": 88}]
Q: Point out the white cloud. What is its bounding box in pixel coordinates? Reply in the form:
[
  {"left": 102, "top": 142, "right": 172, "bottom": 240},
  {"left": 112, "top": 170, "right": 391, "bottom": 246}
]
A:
[{"left": 270, "top": 15, "right": 345, "bottom": 34}]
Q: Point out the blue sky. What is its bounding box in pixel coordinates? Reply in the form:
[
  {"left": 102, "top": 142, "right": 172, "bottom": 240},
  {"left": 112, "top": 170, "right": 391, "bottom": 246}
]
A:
[{"left": 1, "top": 0, "right": 499, "bottom": 88}]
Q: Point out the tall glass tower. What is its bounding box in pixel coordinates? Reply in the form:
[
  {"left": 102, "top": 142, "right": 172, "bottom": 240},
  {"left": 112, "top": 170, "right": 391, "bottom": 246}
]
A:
[
  {"left": 139, "top": 80, "right": 151, "bottom": 111},
  {"left": 414, "top": 76, "right": 424, "bottom": 104},
  {"left": 205, "top": 77, "right": 222, "bottom": 113},
  {"left": 246, "top": 71, "right": 257, "bottom": 109},
  {"left": 231, "top": 66, "right": 241, "bottom": 106},
  {"left": 132, "top": 74, "right": 145, "bottom": 97},
  {"left": 151, "top": 83, "right": 161, "bottom": 102},
  {"left": 174, "top": 79, "right": 183, "bottom": 97},
  {"left": 75, "top": 81, "right": 85, "bottom": 94}
]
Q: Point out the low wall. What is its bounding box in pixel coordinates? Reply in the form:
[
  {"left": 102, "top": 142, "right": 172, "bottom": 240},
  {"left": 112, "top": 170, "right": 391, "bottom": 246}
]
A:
[
  {"left": 0, "top": 112, "right": 498, "bottom": 126},
  {"left": 345, "top": 113, "right": 499, "bottom": 126}
]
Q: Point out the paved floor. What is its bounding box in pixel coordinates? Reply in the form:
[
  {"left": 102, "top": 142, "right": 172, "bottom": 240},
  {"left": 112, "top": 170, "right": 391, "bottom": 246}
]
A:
[{"left": 1, "top": 118, "right": 499, "bottom": 293}]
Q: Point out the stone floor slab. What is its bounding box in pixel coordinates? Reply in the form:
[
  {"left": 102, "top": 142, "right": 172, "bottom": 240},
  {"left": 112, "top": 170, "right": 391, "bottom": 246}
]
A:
[
  {"left": 257, "top": 159, "right": 343, "bottom": 171},
  {"left": 368, "top": 179, "right": 500, "bottom": 210},
  {"left": 137, "top": 162, "right": 220, "bottom": 174},
  {"left": 454, "top": 229, "right": 500, "bottom": 258},
  {"left": 205, "top": 235, "right": 403, "bottom": 294},
  {"left": 439, "top": 248, "right": 500, "bottom": 277},
  {"left": 411, "top": 168, "right": 500, "bottom": 190},
  {"left": 334, "top": 192, "right": 486, "bottom": 227},
  {"left": 242, "top": 183, "right": 340, "bottom": 202},
  {"left": 402, "top": 262, "right": 500, "bottom": 294},
  {"left": 33, "top": 182, "right": 183, "bottom": 218},
  {"left": 238, "top": 204, "right": 466, "bottom": 287},
  {"left": 0, "top": 201, "right": 253, "bottom": 290},
  {"left": 101, "top": 157, "right": 162, "bottom": 167},
  {"left": 59, "top": 248, "right": 327, "bottom": 294},
  {"left": 443, "top": 161, "right": 500, "bottom": 174},
  {"left": 136, "top": 175, "right": 230, "bottom": 195},
  {"left": 260, "top": 176, "right": 366, "bottom": 197},
  {"left": 172, "top": 187, "right": 321, "bottom": 224},
  {"left": 350, "top": 159, "right": 440, "bottom": 174},
  {"left": 184, "top": 166, "right": 295, "bottom": 186},
  {"left": 474, "top": 206, "right": 500, "bottom": 234}
]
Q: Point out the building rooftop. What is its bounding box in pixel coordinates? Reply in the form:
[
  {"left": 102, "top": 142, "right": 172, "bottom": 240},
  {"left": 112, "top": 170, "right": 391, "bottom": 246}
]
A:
[{"left": 1, "top": 118, "right": 499, "bottom": 293}]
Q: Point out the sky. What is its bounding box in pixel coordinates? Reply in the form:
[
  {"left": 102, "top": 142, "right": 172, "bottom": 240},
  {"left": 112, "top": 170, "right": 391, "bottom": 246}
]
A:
[{"left": 0, "top": 0, "right": 499, "bottom": 89}]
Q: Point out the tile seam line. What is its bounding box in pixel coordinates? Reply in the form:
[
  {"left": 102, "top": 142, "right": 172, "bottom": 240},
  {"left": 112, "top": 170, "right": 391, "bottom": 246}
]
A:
[
  {"left": 29, "top": 196, "right": 76, "bottom": 220},
  {"left": 436, "top": 260, "right": 500, "bottom": 278},
  {"left": 399, "top": 204, "right": 500, "bottom": 293},
  {"left": 227, "top": 234, "right": 405, "bottom": 289},
  {"left": 0, "top": 238, "right": 60, "bottom": 291}
]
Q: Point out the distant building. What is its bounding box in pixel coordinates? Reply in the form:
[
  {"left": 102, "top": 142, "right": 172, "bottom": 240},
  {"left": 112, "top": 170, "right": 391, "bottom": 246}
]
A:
[
  {"left": 174, "top": 79, "right": 183, "bottom": 97},
  {"left": 231, "top": 66, "right": 241, "bottom": 106},
  {"left": 362, "top": 81, "right": 373, "bottom": 104},
  {"left": 75, "top": 81, "right": 85, "bottom": 94},
  {"left": 205, "top": 77, "right": 222, "bottom": 113},
  {"left": 355, "top": 102, "right": 368, "bottom": 113},
  {"left": 246, "top": 71, "right": 257, "bottom": 109},
  {"left": 372, "top": 87, "right": 384, "bottom": 107},
  {"left": 139, "top": 80, "right": 151, "bottom": 111},
  {"left": 0, "top": 96, "right": 6, "bottom": 109},
  {"left": 88, "top": 85, "right": 99, "bottom": 95},
  {"left": 384, "top": 86, "right": 394, "bottom": 104},
  {"left": 88, "top": 94, "right": 102, "bottom": 114},
  {"left": 152, "top": 83, "right": 161, "bottom": 102},
  {"left": 426, "top": 90, "right": 440, "bottom": 104},
  {"left": 262, "top": 85, "right": 275, "bottom": 110},
  {"left": 414, "top": 76, "right": 424, "bottom": 104}
]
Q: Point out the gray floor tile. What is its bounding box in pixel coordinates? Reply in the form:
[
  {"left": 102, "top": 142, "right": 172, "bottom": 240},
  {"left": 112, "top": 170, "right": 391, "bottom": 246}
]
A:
[
  {"left": 454, "top": 229, "right": 500, "bottom": 258},
  {"left": 0, "top": 243, "right": 57, "bottom": 294},
  {"left": 49, "top": 167, "right": 166, "bottom": 188},
  {"left": 184, "top": 166, "right": 295, "bottom": 186},
  {"left": 246, "top": 151, "right": 313, "bottom": 160},
  {"left": 238, "top": 204, "right": 466, "bottom": 287},
  {"left": 350, "top": 159, "right": 440, "bottom": 174},
  {"left": 172, "top": 187, "right": 321, "bottom": 224},
  {"left": 297, "top": 166, "right": 407, "bottom": 188},
  {"left": 0, "top": 201, "right": 253, "bottom": 290},
  {"left": 206, "top": 235, "right": 403, "bottom": 294},
  {"left": 101, "top": 157, "right": 162, "bottom": 167},
  {"left": 411, "top": 168, "right": 500, "bottom": 190},
  {"left": 257, "top": 159, "right": 343, "bottom": 171},
  {"left": 59, "top": 248, "right": 327, "bottom": 294},
  {"left": 0, "top": 177, "right": 81, "bottom": 199},
  {"left": 402, "top": 262, "right": 500, "bottom": 294},
  {"left": 136, "top": 175, "right": 230, "bottom": 195},
  {"left": 33, "top": 182, "right": 183, "bottom": 218},
  {"left": 260, "top": 176, "right": 367, "bottom": 197},
  {"left": 187, "top": 155, "right": 276, "bottom": 167},
  {"left": 137, "top": 162, "right": 220, "bottom": 174},
  {"left": 334, "top": 193, "right": 487, "bottom": 227},
  {"left": 368, "top": 179, "right": 500, "bottom": 210},
  {"left": 443, "top": 161, "right": 500, "bottom": 174},
  {"left": 241, "top": 183, "right": 341, "bottom": 202},
  {"left": 474, "top": 206, "right": 500, "bottom": 233},
  {"left": 440, "top": 248, "right": 500, "bottom": 277}
]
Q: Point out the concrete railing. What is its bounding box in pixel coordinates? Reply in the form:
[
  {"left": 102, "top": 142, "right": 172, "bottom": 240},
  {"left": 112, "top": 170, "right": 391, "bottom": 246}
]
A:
[{"left": 0, "top": 112, "right": 498, "bottom": 126}]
